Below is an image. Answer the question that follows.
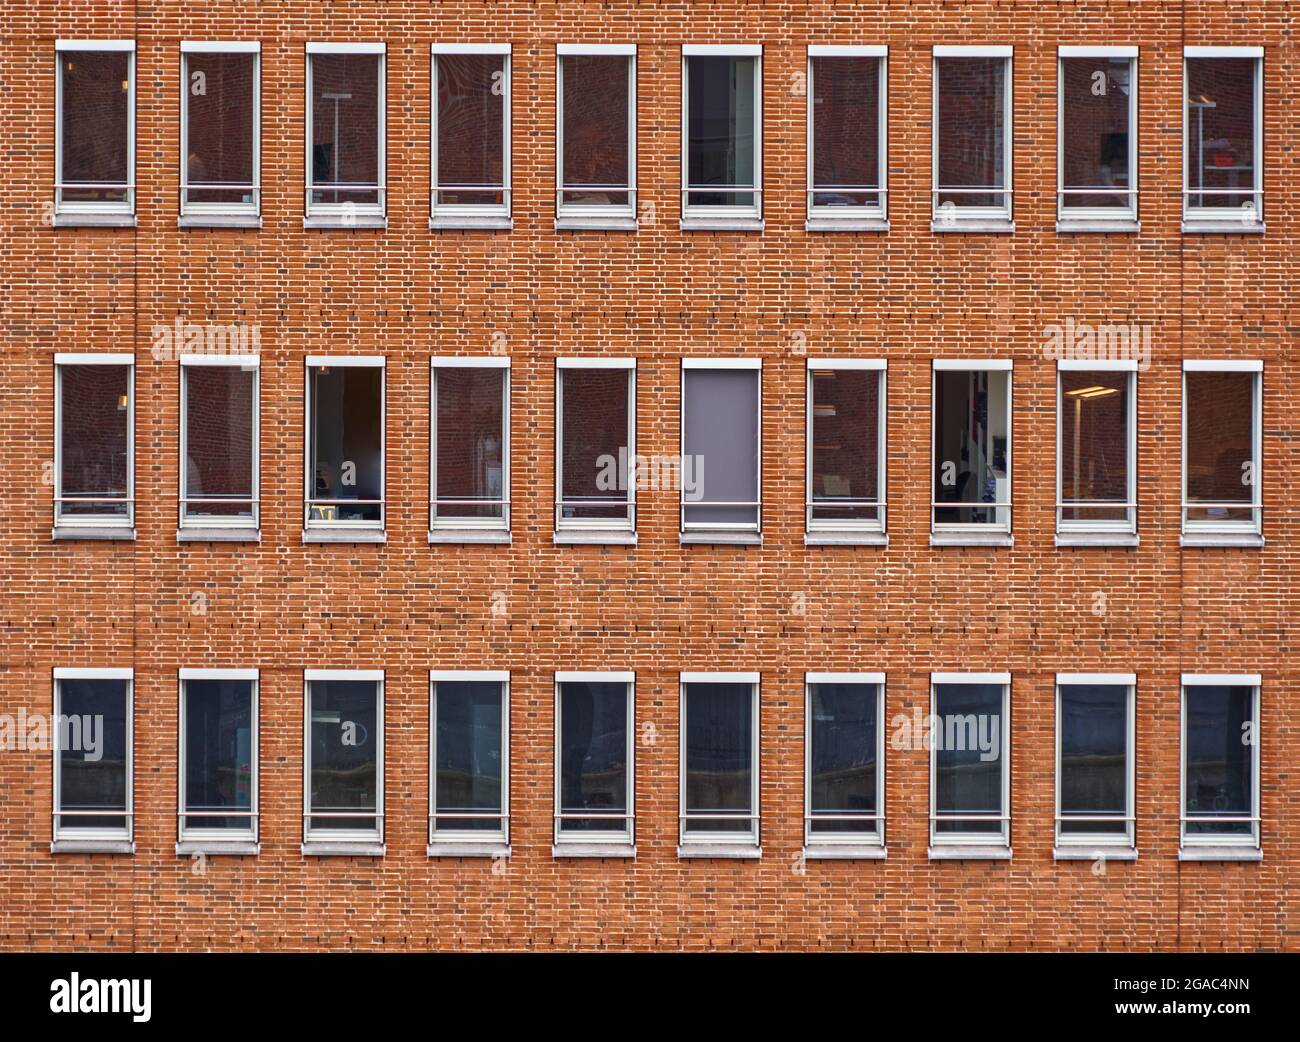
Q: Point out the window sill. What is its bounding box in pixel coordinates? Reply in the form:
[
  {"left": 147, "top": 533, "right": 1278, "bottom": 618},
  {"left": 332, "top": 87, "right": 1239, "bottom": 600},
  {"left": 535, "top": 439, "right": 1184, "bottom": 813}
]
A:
[
  {"left": 1056, "top": 219, "right": 1140, "bottom": 234},
  {"left": 1055, "top": 531, "right": 1139, "bottom": 548},
  {"left": 178, "top": 213, "right": 262, "bottom": 229},
  {"left": 52, "top": 526, "right": 136, "bottom": 542},
  {"left": 302, "top": 529, "right": 386, "bottom": 544},
  {"left": 805, "top": 217, "right": 889, "bottom": 233},
  {"left": 554, "top": 530, "right": 637, "bottom": 546},
  {"left": 1053, "top": 845, "right": 1137, "bottom": 862},
  {"left": 176, "top": 840, "right": 259, "bottom": 856},
  {"left": 1178, "top": 845, "right": 1261, "bottom": 863},
  {"left": 552, "top": 843, "right": 636, "bottom": 859},
  {"left": 429, "top": 215, "right": 512, "bottom": 231},
  {"left": 680, "top": 531, "right": 762, "bottom": 546},
  {"left": 178, "top": 527, "right": 260, "bottom": 543},
  {"left": 428, "top": 529, "right": 511, "bottom": 545},
  {"left": 555, "top": 216, "right": 638, "bottom": 232},
  {"left": 1181, "top": 532, "right": 1264, "bottom": 548},
  {"left": 932, "top": 219, "right": 1015, "bottom": 234},
  {"left": 805, "top": 531, "right": 888, "bottom": 547},
  {"left": 928, "top": 845, "right": 1011, "bottom": 861},
  {"left": 803, "top": 844, "right": 886, "bottom": 860},
  {"left": 930, "top": 530, "right": 1013, "bottom": 548},
  {"left": 677, "top": 844, "right": 762, "bottom": 860},
  {"left": 680, "top": 218, "right": 764, "bottom": 232},
  {"left": 427, "top": 842, "right": 510, "bottom": 858},
  {"left": 53, "top": 212, "right": 136, "bottom": 228},
  {"left": 303, "top": 215, "right": 387, "bottom": 230},
  {"left": 301, "top": 842, "right": 385, "bottom": 857},
  {"left": 1182, "top": 221, "right": 1265, "bottom": 235},
  {"left": 51, "top": 838, "right": 134, "bottom": 855}
]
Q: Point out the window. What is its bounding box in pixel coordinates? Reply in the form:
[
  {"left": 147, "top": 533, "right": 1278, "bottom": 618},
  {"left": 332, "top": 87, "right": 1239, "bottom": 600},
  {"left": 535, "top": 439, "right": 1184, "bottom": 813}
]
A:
[
  {"left": 305, "top": 43, "right": 385, "bottom": 227},
  {"left": 681, "top": 360, "right": 761, "bottom": 540},
  {"left": 806, "top": 46, "right": 887, "bottom": 229},
  {"left": 429, "top": 671, "right": 509, "bottom": 853},
  {"left": 180, "top": 355, "right": 258, "bottom": 536},
  {"left": 52, "top": 668, "right": 132, "bottom": 851},
  {"left": 304, "top": 357, "right": 384, "bottom": 538},
  {"left": 180, "top": 42, "right": 259, "bottom": 225},
  {"left": 54, "top": 40, "right": 134, "bottom": 225},
  {"left": 1184, "top": 47, "right": 1263, "bottom": 230},
  {"left": 806, "top": 359, "right": 885, "bottom": 539},
  {"left": 805, "top": 673, "right": 884, "bottom": 854},
  {"left": 679, "top": 672, "right": 760, "bottom": 855},
  {"left": 929, "top": 673, "right": 1010, "bottom": 856},
  {"left": 430, "top": 358, "right": 509, "bottom": 539},
  {"left": 1057, "top": 361, "right": 1135, "bottom": 541},
  {"left": 932, "top": 46, "right": 1012, "bottom": 228},
  {"left": 1055, "top": 674, "right": 1134, "bottom": 855},
  {"left": 1181, "top": 675, "right": 1260, "bottom": 857},
  {"left": 681, "top": 45, "right": 762, "bottom": 228},
  {"left": 931, "top": 361, "right": 1011, "bottom": 541},
  {"left": 557, "top": 44, "right": 636, "bottom": 229},
  {"left": 431, "top": 44, "right": 511, "bottom": 229},
  {"left": 556, "top": 359, "right": 635, "bottom": 540},
  {"left": 303, "top": 670, "right": 384, "bottom": 851},
  {"left": 54, "top": 353, "right": 134, "bottom": 535},
  {"left": 179, "top": 669, "right": 257, "bottom": 850},
  {"left": 1057, "top": 47, "right": 1138, "bottom": 229},
  {"left": 1182, "top": 361, "right": 1262, "bottom": 545},
  {"left": 554, "top": 672, "right": 634, "bottom": 852}
]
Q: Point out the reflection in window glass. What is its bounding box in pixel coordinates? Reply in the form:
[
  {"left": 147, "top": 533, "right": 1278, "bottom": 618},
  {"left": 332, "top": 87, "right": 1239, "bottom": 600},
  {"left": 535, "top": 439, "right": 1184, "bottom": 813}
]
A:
[
  {"left": 309, "top": 53, "right": 382, "bottom": 206},
  {"left": 1184, "top": 371, "right": 1256, "bottom": 525},
  {"left": 183, "top": 51, "right": 257, "bottom": 208},
  {"left": 183, "top": 678, "right": 254, "bottom": 833},
  {"left": 1184, "top": 685, "right": 1255, "bottom": 838},
  {"left": 59, "top": 50, "right": 131, "bottom": 204},
  {"left": 810, "top": 56, "right": 882, "bottom": 210},
  {"left": 809, "top": 367, "right": 881, "bottom": 525},
  {"left": 557, "top": 681, "right": 629, "bottom": 834},
  {"left": 1060, "top": 58, "right": 1133, "bottom": 211},
  {"left": 808, "top": 682, "right": 879, "bottom": 838},
  {"left": 435, "top": 53, "right": 507, "bottom": 207},
  {"left": 433, "top": 367, "right": 506, "bottom": 523},
  {"left": 56, "top": 678, "right": 130, "bottom": 835},
  {"left": 433, "top": 681, "right": 505, "bottom": 834},
  {"left": 933, "top": 683, "right": 1005, "bottom": 837},
  {"left": 1058, "top": 684, "right": 1128, "bottom": 837},
  {"left": 559, "top": 368, "right": 631, "bottom": 525},
  {"left": 683, "top": 682, "right": 754, "bottom": 835},
  {"left": 307, "top": 679, "right": 380, "bottom": 835},
  {"left": 935, "top": 57, "right": 1008, "bottom": 210},
  {"left": 1186, "top": 58, "right": 1258, "bottom": 212},
  {"left": 560, "top": 55, "right": 632, "bottom": 208},
  {"left": 183, "top": 365, "right": 256, "bottom": 523},
  {"left": 58, "top": 363, "right": 131, "bottom": 522},
  {"left": 1060, "top": 370, "right": 1129, "bottom": 524}
]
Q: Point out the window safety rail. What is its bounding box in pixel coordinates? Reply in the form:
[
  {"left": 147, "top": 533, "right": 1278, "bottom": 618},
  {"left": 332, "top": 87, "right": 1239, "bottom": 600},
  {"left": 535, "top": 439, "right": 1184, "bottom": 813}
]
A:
[
  {"left": 556, "top": 187, "right": 636, "bottom": 208},
  {"left": 304, "top": 498, "right": 384, "bottom": 523},
  {"left": 1056, "top": 500, "right": 1136, "bottom": 524},
  {"left": 553, "top": 811, "right": 635, "bottom": 842},
  {"left": 807, "top": 186, "right": 887, "bottom": 209},
  {"left": 302, "top": 810, "right": 384, "bottom": 843},
  {"left": 428, "top": 811, "right": 510, "bottom": 843},
  {"left": 181, "top": 497, "right": 259, "bottom": 523},
  {"left": 555, "top": 499, "right": 635, "bottom": 527},
  {"left": 305, "top": 185, "right": 387, "bottom": 205},
  {"left": 433, "top": 186, "right": 512, "bottom": 205},
  {"left": 181, "top": 184, "right": 261, "bottom": 206},
  {"left": 179, "top": 810, "right": 258, "bottom": 830},
  {"left": 682, "top": 187, "right": 762, "bottom": 208},
  {"left": 680, "top": 500, "right": 761, "bottom": 532},
  {"left": 679, "top": 810, "right": 760, "bottom": 839},
  {"left": 430, "top": 498, "right": 510, "bottom": 525},
  {"left": 806, "top": 498, "right": 886, "bottom": 525}
]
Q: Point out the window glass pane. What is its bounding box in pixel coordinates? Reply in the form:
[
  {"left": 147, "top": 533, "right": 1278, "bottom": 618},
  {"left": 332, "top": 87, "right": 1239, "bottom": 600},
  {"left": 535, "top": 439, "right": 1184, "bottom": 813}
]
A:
[
  {"left": 57, "top": 679, "right": 129, "bottom": 831},
  {"left": 308, "top": 680, "right": 378, "bottom": 830},
  {"left": 1059, "top": 684, "right": 1127, "bottom": 833},
  {"left": 683, "top": 368, "right": 759, "bottom": 527},
  {"left": 809, "top": 682, "right": 878, "bottom": 835},
  {"left": 811, "top": 57, "right": 881, "bottom": 207},
  {"left": 1060, "top": 58, "right": 1131, "bottom": 208},
  {"left": 309, "top": 54, "right": 381, "bottom": 204},
  {"left": 60, "top": 50, "right": 130, "bottom": 201},
  {"left": 560, "top": 369, "right": 630, "bottom": 521},
  {"left": 810, "top": 368, "right": 880, "bottom": 523},
  {"left": 184, "top": 679, "right": 254, "bottom": 831},
  {"left": 308, "top": 366, "right": 382, "bottom": 522},
  {"left": 936, "top": 57, "right": 1006, "bottom": 207},
  {"left": 59, "top": 364, "right": 130, "bottom": 518},
  {"left": 185, "top": 52, "right": 255, "bottom": 205},
  {"left": 684, "top": 682, "right": 752, "bottom": 832},
  {"left": 933, "top": 369, "right": 1010, "bottom": 526},
  {"left": 1060, "top": 371, "right": 1128, "bottom": 521},
  {"left": 434, "top": 681, "right": 503, "bottom": 830},
  {"left": 1187, "top": 58, "right": 1256, "bottom": 209},
  {"left": 933, "top": 683, "right": 1003, "bottom": 834},
  {"left": 184, "top": 366, "right": 255, "bottom": 519},
  {"left": 434, "top": 367, "right": 505, "bottom": 520},
  {"left": 558, "top": 681, "right": 628, "bottom": 832},
  {"left": 561, "top": 55, "right": 630, "bottom": 204},
  {"left": 687, "top": 55, "right": 757, "bottom": 206},
  {"left": 1185, "top": 686, "right": 1254, "bottom": 835},
  {"left": 437, "top": 54, "right": 506, "bottom": 204},
  {"left": 1185, "top": 371, "right": 1254, "bottom": 521}
]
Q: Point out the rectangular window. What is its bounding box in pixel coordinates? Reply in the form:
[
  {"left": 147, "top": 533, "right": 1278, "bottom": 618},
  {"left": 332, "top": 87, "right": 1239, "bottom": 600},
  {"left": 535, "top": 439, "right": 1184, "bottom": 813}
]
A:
[
  {"left": 1055, "top": 674, "right": 1134, "bottom": 853},
  {"left": 1181, "top": 675, "right": 1260, "bottom": 855},
  {"left": 431, "top": 44, "right": 511, "bottom": 228},
  {"left": 805, "top": 673, "right": 884, "bottom": 853},
  {"left": 1182, "top": 361, "right": 1261, "bottom": 542},
  {"left": 681, "top": 360, "right": 761, "bottom": 538},
  {"left": 557, "top": 44, "right": 635, "bottom": 229},
  {"left": 1057, "top": 362, "right": 1135, "bottom": 538},
  {"left": 1184, "top": 47, "right": 1263, "bottom": 228},
  {"left": 806, "top": 46, "right": 887, "bottom": 228},
  {"left": 54, "top": 353, "right": 134, "bottom": 532},
  {"left": 180, "top": 42, "right": 259, "bottom": 224},
  {"left": 554, "top": 672, "right": 634, "bottom": 850},
  {"left": 556, "top": 359, "right": 635, "bottom": 537},
  {"left": 806, "top": 359, "right": 885, "bottom": 536},
  {"left": 430, "top": 358, "right": 509, "bottom": 537},
  {"left": 179, "top": 669, "right": 257, "bottom": 848},
  {"left": 180, "top": 355, "right": 258, "bottom": 533},
  {"left": 55, "top": 40, "right": 135, "bottom": 224},
  {"left": 305, "top": 43, "right": 385, "bottom": 227},
  {"left": 931, "top": 361, "right": 1011, "bottom": 537},
  {"left": 1057, "top": 47, "right": 1137, "bottom": 228},
  {"left": 929, "top": 673, "right": 1010, "bottom": 854},
  {"left": 303, "top": 670, "right": 383, "bottom": 850},
  {"left": 681, "top": 45, "right": 762, "bottom": 228},
  {"left": 429, "top": 671, "right": 509, "bottom": 852},
  {"left": 679, "top": 672, "right": 760, "bottom": 854},
  {"left": 932, "top": 46, "right": 1012, "bottom": 227},
  {"left": 52, "top": 668, "right": 132, "bottom": 850},
  {"left": 304, "top": 357, "right": 384, "bottom": 535}
]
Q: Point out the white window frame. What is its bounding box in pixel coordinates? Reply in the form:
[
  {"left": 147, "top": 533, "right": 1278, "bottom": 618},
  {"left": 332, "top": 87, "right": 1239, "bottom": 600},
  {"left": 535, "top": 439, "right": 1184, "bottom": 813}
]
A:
[
  {"left": 303, "top": 355, "right": 386, "bottom": 535},
  {"left": 1182, "top": 46, "right": 1264, "bottom": 230},
  {"left": 555, "top": 358, "right": 636, "bottom": 537},
  {"left": 52, "top": 667, "right": 133, "bottom": 850},
  {"left": 556, "top": 44, "right": 637, "bottom": 230},
  {"left": 806, "top": 45, "right": 888, "bottom": 229},
  {"left": 805, "top": 358, "right": 886, "bottom": 537},
  {"left": 430, "top": 43, "right": 512, "bottom": 230},
  {"left": 931, "top": 45, "right": 1013, "bottom": 228},
  {"left": 930, "top": 360, "right": 1012, "bottom": 537},
  {"left": 53, "top": 352, "right": 135, "bottom": 533},
  {"left": 1053, "top": 673, "right": 1135, "bottom": 853},
  {"left": 302, "top": 669, "right": 385, "bottom": 851},
  {"left": 304, "top": 42, "right": 386, "bottom": 227},
  {"left": 804, "top": 672, "right": 886, "bottom": 854},
  {"left": 180, "top": 41, "right": 261, "bottom": 225},
  {"left": 1180, "top": 360, "right": 1262, "bottom": 540},
  {"left": 1179, "top": 673, "right": 1261, "bottom": 855},
  {"left": 928, "top": 672, "right": 1011, "bottom": 855},
  {"left": 1056, "top": 359, "right": 1137, "bottom": 537},
  {"left": 553, "top": 671, "right": 635, "bottom": 851},
  {"left": 680, "top": 44, "right": 763, "bottom": 230},
  {"left": 177, "top": 668, "right": 259, "bottom": 851},
  {"left": 678, "top": 671, "right": 761, "bottom": 855},
  {"left": 429, "top": 670, "right": 511, "bottom": 854},
  {"left": 1056, "top": 47, "right": 1138, "bottom": 228},
  {"left": 429, "top": 356, "right": 511, "bottom": 536},
  {"left": 680, "top": 358, "right": 762, "bottom": 538},
  {"left": 54, "top": 40, "right": 136, "bottom": 224},
  {"left": 179, "top": 354, "right": 260, "bottom": 534}
]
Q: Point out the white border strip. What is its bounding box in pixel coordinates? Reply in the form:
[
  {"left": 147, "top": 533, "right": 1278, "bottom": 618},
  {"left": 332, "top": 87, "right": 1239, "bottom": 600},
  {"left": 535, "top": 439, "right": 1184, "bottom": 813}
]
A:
[
  {"left": 432, "top": 43, "right": 512, "bottom": 55},
  {"left": 430, "top": 356, "right": 510, "bottom": 368},
  {"left": 808, "top": 45, "right": 888, "bottom": 58},
  {"left": 53, "top": 667, "right": 133, "bottom": 680},
  {"left": 180, "top": 668, "right": 259, "bottom": 681},
  {"left": 555, "top": 671, "right": 636, "bottom": 684},
  {"left": 1058, "top": 46, "right": 1138, "bottom": 58},
  {"left": 1181, "top": 673, "right": 1261, "bottom": 687},
  {"left": 431, "top": 670, "right": 510, "bottom": 682},
  {"left": 182, "top": 41, "right": 260, "bottom": 54},
  {"left": 556, "top": 357, "right": 636, "bottom": 369},
  {"left": 305, "top": 669, "right": 384, "bottom": 681},
  {"left": 54, "top": 352, "right": 134, "bottom": 366},
  {"left": 680, "top": 671, "right": 760, "bottom": 685},
  {"left": 931, "top": 671, "right": 1010, "bottom": 685},
  {"left": 683, "top": 44, "right": 762, "bottom": 57},
  {"left": 180, "top": 354, "right": 259, "bottom": 368},
  {"left": 1183, "top": 359, "right": 1263, "bottom": 372},
  {"left": 557, "top": 44, "right": 635, "bottom": 56},
  {"left": 934, "top": 45, "right": 1012, "bottom": 58},
  {"left": 57, "top": 40, "right": 135, "bottom": 51},
  {"left": 1058, "top": 359, "right": 1137, "bottom": 372},
  {"left": 1057, "top": 672, "right": 1136, "bottom": 686},
  {"left": 681, "top": 358, "right": 762, "bottom": 370},
  {"left": 807, "top": 358, "right": 887, "bottom": 371},
  {"left": 806, "top": 672, "right": 886, "bottom": 685},
  {"left": 934, "top": 359, "right": 1013, "bottom": 371},
  {"left": 305, "top": 355, "right": 384, "bottom": 368},
  {"left": 307, "top": 42, "right": 385, "bottom": 55},
  {"left": 1185, "top": 46, "right": 1263, "bottom": 59}
]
